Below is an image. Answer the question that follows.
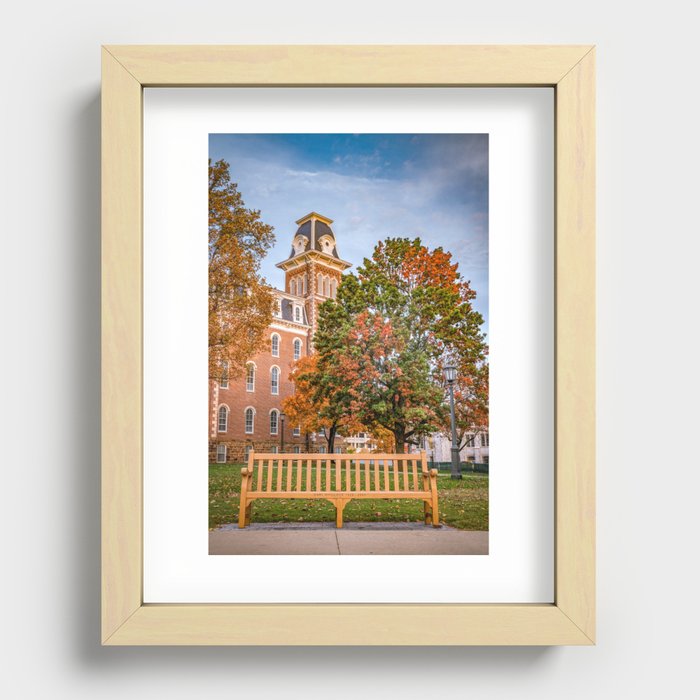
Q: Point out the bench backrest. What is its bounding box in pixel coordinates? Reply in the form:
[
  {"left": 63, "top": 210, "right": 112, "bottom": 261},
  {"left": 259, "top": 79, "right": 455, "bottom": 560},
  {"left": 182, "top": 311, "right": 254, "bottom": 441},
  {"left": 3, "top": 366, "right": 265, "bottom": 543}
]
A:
[{"left": 246, "top": 452, "right": 429, "bottom": 495}]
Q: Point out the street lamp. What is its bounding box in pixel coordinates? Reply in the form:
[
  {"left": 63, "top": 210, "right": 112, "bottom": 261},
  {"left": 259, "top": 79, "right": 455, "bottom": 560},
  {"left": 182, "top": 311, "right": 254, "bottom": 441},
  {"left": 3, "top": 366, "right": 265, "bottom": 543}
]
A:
[
  {"left": 280, "top": 412, "right": 286, "bottom": 452},
  {"left": 443, "top": 365, "right": 462, "bottom": 480}
]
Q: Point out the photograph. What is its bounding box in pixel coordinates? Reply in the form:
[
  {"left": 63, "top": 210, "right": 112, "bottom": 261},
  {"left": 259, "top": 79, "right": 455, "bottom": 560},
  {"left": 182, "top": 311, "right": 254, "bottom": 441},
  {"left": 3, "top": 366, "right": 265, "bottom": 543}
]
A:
[{"left": 208, "top": 133, "right": 490, "bottom": 555}]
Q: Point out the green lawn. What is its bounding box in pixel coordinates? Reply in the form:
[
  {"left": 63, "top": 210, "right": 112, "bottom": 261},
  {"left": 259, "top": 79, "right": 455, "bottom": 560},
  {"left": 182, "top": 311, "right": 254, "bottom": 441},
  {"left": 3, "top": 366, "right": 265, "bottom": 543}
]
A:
[{"left": 209, "top": 463, "right": 488, "bottom": 531}]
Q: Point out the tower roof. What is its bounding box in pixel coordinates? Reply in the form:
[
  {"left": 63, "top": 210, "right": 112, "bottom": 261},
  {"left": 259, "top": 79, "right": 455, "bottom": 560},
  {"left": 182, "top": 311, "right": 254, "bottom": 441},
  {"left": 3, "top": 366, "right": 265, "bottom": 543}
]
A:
[{"left": 278, "top": 212, "right": 351, "bottom": 270}]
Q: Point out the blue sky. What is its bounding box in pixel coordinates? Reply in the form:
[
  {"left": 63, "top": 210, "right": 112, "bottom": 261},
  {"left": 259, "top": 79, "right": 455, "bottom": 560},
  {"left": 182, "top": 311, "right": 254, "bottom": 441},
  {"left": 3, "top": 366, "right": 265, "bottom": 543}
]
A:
[{"left": 209, "top": 133, "right": 489, "bottom": 332}]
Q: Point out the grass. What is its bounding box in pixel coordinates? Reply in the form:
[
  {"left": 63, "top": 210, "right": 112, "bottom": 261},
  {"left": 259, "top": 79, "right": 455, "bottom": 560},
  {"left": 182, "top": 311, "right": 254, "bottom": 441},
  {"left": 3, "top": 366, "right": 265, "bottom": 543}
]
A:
[{"left": 209, "top": 463, "right": 488, "bottom": 531}]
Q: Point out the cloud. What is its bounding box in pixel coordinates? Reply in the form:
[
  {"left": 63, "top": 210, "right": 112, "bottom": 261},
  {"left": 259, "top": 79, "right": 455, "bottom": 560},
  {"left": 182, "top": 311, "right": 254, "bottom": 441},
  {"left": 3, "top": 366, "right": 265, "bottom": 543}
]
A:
[{"left": 210, "top": 134, "right": 489, "bottom": 333}]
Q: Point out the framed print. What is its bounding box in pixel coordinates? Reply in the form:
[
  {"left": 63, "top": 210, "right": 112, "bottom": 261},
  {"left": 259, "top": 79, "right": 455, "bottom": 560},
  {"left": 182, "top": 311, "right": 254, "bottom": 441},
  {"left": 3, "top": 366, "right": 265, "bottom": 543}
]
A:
[{"left": 102, "top": 45, "right": 595, "bottom": 645}]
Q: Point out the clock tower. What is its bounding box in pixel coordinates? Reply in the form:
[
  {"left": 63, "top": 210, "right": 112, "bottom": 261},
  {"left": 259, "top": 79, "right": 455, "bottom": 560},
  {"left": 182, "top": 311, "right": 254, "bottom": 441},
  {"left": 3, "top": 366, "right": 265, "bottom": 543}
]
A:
[{"left": 275, "top": 212, "right": 352, "bottom": 341}]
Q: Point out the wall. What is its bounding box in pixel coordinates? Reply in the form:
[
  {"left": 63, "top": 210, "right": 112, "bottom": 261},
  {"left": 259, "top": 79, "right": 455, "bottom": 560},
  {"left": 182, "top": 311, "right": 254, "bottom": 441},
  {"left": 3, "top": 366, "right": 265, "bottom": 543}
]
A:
[{"left": 1, "top": 1, "right": 698, "bottom": 698}]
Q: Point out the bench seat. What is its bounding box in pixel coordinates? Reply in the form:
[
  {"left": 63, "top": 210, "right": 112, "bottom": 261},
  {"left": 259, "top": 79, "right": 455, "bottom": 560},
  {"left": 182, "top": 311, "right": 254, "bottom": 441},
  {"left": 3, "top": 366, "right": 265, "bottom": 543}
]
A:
[{"left": 238, "top": 451, "right": 439, "bottom": 528}]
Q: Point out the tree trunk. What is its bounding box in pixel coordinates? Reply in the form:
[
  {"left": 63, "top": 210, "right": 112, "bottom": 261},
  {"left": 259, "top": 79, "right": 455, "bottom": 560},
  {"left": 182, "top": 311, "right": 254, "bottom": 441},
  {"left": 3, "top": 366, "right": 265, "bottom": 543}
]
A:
[
  {"left": 393, "top": 426, "right": 406, "bottom": 454},
  {"left": 327, "top": 425, "right": 337, "bottom": 454}
]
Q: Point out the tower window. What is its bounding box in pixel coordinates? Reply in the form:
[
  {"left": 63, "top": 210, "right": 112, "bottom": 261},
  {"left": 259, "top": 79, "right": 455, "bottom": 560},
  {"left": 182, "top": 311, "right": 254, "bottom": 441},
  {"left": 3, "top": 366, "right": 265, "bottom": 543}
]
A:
[
  {"left": 294, "top": 306, "right": 301, "bottom": 323},
  {"left": 293, "top": 338, "right": 302, "bottom": 360}
]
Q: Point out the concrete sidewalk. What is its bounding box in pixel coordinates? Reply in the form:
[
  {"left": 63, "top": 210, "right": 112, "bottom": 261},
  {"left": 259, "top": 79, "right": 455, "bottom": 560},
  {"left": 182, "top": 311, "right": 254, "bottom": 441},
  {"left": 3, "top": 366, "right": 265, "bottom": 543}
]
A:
[{"left": 209, "top": 522, "right": 488, "bottom": 555}]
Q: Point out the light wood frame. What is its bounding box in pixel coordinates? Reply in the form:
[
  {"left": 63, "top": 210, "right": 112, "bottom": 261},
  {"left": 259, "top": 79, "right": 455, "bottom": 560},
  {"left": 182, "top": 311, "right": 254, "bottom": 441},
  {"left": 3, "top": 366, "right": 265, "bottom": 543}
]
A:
[{"left": 102, "top": 45, "right": 595, "bottom": 646}]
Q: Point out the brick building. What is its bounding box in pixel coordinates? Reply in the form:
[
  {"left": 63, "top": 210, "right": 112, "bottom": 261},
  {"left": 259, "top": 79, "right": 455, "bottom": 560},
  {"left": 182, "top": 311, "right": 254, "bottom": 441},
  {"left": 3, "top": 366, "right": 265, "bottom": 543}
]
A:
[{"left": 210, "top": 212, "right": 352, "bottom": 463}]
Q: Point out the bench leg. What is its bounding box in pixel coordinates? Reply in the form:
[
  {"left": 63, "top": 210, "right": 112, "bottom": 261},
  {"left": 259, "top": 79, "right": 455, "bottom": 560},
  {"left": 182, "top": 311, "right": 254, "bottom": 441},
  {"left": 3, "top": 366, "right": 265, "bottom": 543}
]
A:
[
  {"left": 424, "top": 500, "right": 432, "bottom": 526},
  {"left": 336, "top": 500, "right": 346, "bottom": 529},
  {"left": 238, "top": 498, "right": 248, "bottom": 529},
  {"left": 431, "top": 490, "right": 440, "bottom": 527},
  {"left": 244, "top": 502, "right": 252, "bottom": 527}
]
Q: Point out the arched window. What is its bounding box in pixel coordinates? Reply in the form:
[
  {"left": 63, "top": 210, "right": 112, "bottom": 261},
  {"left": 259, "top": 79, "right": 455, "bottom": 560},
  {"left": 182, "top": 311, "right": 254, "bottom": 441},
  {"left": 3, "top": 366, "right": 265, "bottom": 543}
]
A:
[
  {"left": 271, "top": 333, "right": 280, "bottom": 357},
  {"left": 245, "top": 363, "right": 255, "bottom": 392},
  {"left": 330, "top": 278, "right": 337, "bottom": 299},
  {"left": 270, "top": 409, "right": 279, "bottom": 435},
  {"left": 323, "top": 275, "right": 330, "bottom": 297},
  {"left": 271, "top": 366, "right": 279, "bottom": 395},
  {"left": 217, "top": 405, "right": 229, "bottom": 433},
  {"left": 302, "top": 274, "right": 307, "bottom": 295},
  {"left": 294, "top": 306, "right": 301, "bottom": 323},
  {"left": 293, "top": 338, "right": 302, "bottom": 360},
  {"left": 244, "top": 407, "right": 254, "bottom": 434},
  {"left": 220, "top": 361, "right": 229, "bottom": 388},
  {"left": 317, "top": 272, "right": 323, "bottom": 294}
]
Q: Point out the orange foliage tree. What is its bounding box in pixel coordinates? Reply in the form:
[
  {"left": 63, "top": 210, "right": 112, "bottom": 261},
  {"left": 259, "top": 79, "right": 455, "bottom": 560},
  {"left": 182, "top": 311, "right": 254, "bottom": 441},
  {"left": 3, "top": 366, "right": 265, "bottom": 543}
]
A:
[
  {"left": 282, "top": 355, "right": 364, "bottom": 453},
  {"left": 209, "top": 159, "right": 275, "bottom": 381}
]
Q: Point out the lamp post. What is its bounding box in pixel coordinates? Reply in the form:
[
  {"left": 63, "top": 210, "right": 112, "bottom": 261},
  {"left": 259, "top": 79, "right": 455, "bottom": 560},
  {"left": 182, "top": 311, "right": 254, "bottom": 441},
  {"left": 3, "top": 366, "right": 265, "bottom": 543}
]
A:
[
  {"left": 280, "top": 412, "right": 286, "bottom": 453},
  {"left": 443, "top": 365, "right": 462, "bottom": 480}
]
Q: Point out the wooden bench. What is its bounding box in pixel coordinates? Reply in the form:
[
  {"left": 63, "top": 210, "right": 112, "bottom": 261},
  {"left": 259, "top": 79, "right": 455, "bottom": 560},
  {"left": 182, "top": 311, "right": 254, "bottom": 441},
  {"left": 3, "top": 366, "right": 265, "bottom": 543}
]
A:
[{"left": 238, "top": 451, "right": 439, "bottom": 528}]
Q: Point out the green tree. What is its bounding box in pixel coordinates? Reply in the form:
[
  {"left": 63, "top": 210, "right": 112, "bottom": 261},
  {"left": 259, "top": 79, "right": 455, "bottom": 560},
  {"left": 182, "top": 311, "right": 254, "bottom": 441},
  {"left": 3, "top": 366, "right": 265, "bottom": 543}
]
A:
[
  {"left": 313, "top": 238, "right": 488, "bottom": 453},
  {"left": 208, "top": 159, "right": 275, "bottom": 380}
]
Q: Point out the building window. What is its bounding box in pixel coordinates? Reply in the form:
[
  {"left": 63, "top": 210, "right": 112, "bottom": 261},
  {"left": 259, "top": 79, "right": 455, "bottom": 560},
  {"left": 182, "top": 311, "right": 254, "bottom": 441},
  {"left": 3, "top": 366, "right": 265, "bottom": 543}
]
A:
[
  {"left": 335, "top": 447, "right": 342, "bottom": 454},
  {"left": 220, "top": 361, "right": 229, "bottom": 388},
  {"left": 271, "top": 445, "right": 278, "bottom": 454},
  {"left": 323, "top": 276, "right": 330, "bottom": 297},
  {"left": 302, "top": 274, "right": 307, "bottom": 294},
  {"left": 271, "top": 366, "right": 279, "bottom": 395},
  {"left": 293, "top": 425, "right": 301, "bottom": 437},
  {"left": 293, "top": 339, "right": 302, "bottom": 360},
  {"left": 482, "top": 433, "right": 489, "bottom": 447},
  {"left": 294, "top": 306, "right": 301, "bottom": 323},
  {"left": 317, "top": 272, "right": 323, "bottom": 294},
  {"left": 216, "top": 444, "right": 227, "bottom": 463},
  {"left": 330, "top": 278, "right": 337, "bottom": 298},
  {"left": 245, "top": 363, "right": 255, "bottom": 392},
  {"left": 318, "top": 446, "right": 326, "bottom": 454},
  {"left": 271, "top": 333, "right": 280, "bottom": 357},
  {"left": 245, "top": 408, "right": 254, "bottom": 434},
  {"left": 217, "top": 405, "right": 229, "bottom": 433},
  {"left": 270, "top": 409, "right": 279, "bottom": 435},
  {"left": 245, "top": 444, "right": 253, "bottom": 461},
  {"left": 293, "top": 446, "right": 301, "bottom": 454}
]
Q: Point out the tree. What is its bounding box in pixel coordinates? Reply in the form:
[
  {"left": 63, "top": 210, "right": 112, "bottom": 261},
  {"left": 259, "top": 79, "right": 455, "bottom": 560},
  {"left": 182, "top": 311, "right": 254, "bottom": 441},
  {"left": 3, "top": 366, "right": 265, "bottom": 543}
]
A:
[
  {"left": 451, "top": 361, "right": 489, "bottom": 451},
  {"left": 281, "top": 355, "right": 363, "bottom": 453},
  {"left": 313, "top": 238, "right": 488, "bottom": 453},
  {"left": 209, "top": 159, "right": 275, "bottom": 380}
]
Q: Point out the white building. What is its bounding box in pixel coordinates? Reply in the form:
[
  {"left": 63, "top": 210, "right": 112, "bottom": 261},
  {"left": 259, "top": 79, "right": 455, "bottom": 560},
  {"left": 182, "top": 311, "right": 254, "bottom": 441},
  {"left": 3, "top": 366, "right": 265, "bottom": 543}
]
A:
[{"left": 424, "top": 432, "right": 489, "bottom": 465}]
